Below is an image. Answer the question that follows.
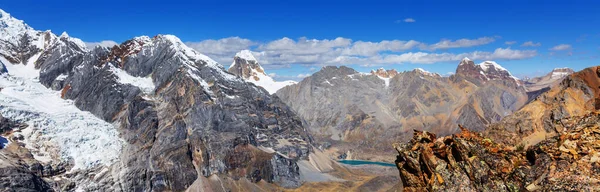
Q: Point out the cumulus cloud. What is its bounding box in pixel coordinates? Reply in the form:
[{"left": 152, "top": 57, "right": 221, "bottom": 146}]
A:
[
  {"left": 425, "top": 37, "right": 496, "bottom": 50},
  {"left": 187, "top": 36, "right": 535, "bottom": 69},
  {"left": 296, "top": 73, "right": 311, "bottom": 78},
  {"left": 521, "top": 41, "right": 541, "bottom": 47},
  {"left": 550, "top": 44, "right": 572, "bottom": 51},
  {"left": 185, "top": 37, "right": 256, "bottom": 64},
  {"left": 505, "top": 41, "right": 516, "bottom": 45},
  {"left": 267, "top": 72, "right": 312, "bottom": 81},
  {"left": 402, "top": 18, "right": 416, "bottom": 23},
  {"left": 85, "top": 40, "right": 118, "bottom": 49}
]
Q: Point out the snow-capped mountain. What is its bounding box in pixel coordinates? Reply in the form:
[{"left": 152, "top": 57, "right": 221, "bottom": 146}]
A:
[
  {"left": 456, "top": 57, "right": 521, "bottom": 87},
  {"left": 228, "top": 50, "right": 296, "bottom": 94},
  {"left": 0, "top": 8, "right": 322, "bottom": 191}
]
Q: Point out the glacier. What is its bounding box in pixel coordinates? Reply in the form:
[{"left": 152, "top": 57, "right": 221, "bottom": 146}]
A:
[{"left": 0, "top": 57, "right": 123, "bottom": 171}]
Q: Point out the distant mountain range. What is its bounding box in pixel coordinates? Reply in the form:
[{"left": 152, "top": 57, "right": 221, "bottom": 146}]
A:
[{"left": 275, "top": 57, "right": 570, "bottom": 161}]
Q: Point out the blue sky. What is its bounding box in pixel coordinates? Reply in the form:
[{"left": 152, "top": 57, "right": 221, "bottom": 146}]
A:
[{"left": 2, "top": 0, "right": 599, "bottom": 80}]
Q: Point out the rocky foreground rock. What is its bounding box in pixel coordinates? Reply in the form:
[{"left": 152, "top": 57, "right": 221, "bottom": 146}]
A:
[{"left": 394, "top": 113, "right": 600, "bottom": 191}]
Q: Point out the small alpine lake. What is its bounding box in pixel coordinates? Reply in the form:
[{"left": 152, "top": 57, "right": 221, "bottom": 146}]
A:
[{"left": 337, "top": 159, "right": 396, "bottom": 167}]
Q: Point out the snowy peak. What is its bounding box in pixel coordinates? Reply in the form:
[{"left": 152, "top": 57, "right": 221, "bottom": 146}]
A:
[
  {"left": 549, "top": 67, "right": 574, "bottom": 79},
  {"left": 370, "top": 68, "right": 399, "bottom": 78},
  {"left": 478, "top": 61, "right": 507, "bottom": 72},
  {"left": 0, "top": 9, "right": 87, "bottom": 67},
  {"left": 477, "top": 61, "right": 518, "bottom": 80},
  {"left": 0, "top": 8, "right": 37, "bottom": 42},
  {"left": 228, "top": 50, "right": 296, "bottom": 94},
  {"left": 459, "top": 57, "right": 474, "bottom": 66},
  {"left": 455, "top": 59, "right": 520, "bottom": 86},
  {"left": 235, "top": 49, "right": 257, "bottom": 62},
  {"left": 229, "top": 50, "right": 267, "bottom": 80},
  {"left": 413, "top": 68, "right": 441, "bottom": 77}
]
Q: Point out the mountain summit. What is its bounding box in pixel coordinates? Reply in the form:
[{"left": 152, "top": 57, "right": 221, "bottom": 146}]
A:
[
  {"left": 456, "top": 58, "right": 520, "bottom": 86},
  {"left": 0, "top": 9, "right": 321, "bottom": 191},
  {"left": 228, "top": 50, "right": 296, "bottom": 94}
]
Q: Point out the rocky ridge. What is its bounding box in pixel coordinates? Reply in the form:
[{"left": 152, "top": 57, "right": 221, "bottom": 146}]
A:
[
  {"left": 276, "top": 60, "right": 528, "bottom": 161},
  {"left": 0, "top": 9, "right": 324, "bottom": 191}
]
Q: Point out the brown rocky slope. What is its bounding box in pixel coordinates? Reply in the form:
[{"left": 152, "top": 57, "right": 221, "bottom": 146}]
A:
[{"left": 394, "top": 65, "right": 600, "bottom": 191}]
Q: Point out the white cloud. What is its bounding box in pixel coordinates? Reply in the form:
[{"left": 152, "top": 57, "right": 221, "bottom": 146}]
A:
[
  {"left": 505, "top": 41, "right": 516, "bottom": 45},
  {"left": 185, "top": 37, "right": 256, "bottom": 64},
  {"left": 85, "top": 40, "right": 118, "bottom": 49},
  {"left": 403, "top": 18, "right": 416, "bottom": 23},
  {"left": 341, "top": 40, "right": 423, "bottom": 56},
  {"left": 297, "top": 73, "right": 311, "bottom": 78},
  {"left": 521, "top": 41, "right": 541, "bottom": 47},
  {"left": 329, "top": 48, "right": 536, "bottom": 66},
  {"left": 186, "top": 36, "right": 535, "bottom": 69},
  {"left": 267, "top": 72, "right": 312, "bottom": 81},
  {"left": 425, "top": 37, "right": 496, "bottom": 50},
  {"left": 550, "top": 44, "right": 572, "bottom": 51}
]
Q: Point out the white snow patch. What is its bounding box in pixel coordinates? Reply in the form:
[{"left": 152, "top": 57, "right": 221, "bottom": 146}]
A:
[
  {"left": 551, "top": 72, "right": 570, "bottom": 79},
  {"left": 55, "top": 74, "right": 68, "bottom": 81},
  {"left": 377, "top": 76, "right": 391, "bottom": 87},
  {"left": 108, "top": 64, "right": 154, "bottom": 94},
  {"left": 247, "top": 72, "right": 296, "bottom": 94},
  {"left": 414, "top": 68, "right": 440, "bottom": 77}
]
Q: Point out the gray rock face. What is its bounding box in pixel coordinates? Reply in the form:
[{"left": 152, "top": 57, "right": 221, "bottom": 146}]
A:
[
  {"left": 34, "top": 35, "right": 311, "bottom": 190},
  {"left": 1, "top": 9, "right": 313, "bottom": 190},
  {"left": 276, "top": 63, "right": 528, "bottom": 159},
  {"left": 0, "top": 165, "right": 53, "bottom": 192}
]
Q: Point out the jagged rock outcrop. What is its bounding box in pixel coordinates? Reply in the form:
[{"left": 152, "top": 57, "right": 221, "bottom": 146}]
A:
[
  {"left": 0, "top": 9, "right": 315, "bottom": 191},
  {"left": 370, "top": 68, "right": 399, "bottom": 78},
  {"left": 227, "top": 50, "right": 296, "bottom": 94},
  {"left": 394, "top": 111, "right": 600, "bottom": 191},
  {"left": 276, "top": 61, "right": 527, "bottom": 161}
]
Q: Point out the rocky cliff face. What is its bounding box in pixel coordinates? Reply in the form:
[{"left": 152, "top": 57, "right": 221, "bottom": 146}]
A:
[
  {"left": 0, "top": 9, "right": 315, "bottom": 191},
  {"left": 276, "top": 61, "right": 527, "bottom": 161},
  {"left": 227, "top": 50, "right": 296, "bottom": 94}
]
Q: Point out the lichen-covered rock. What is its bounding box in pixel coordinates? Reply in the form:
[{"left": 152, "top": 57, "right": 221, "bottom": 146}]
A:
[{"left": 394, "top": 112, "right": 600, "bottom": 191}]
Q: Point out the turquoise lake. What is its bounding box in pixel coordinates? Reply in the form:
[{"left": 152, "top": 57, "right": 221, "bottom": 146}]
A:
[{"left": 338, "top": 160, "right": 396, "bottom": 167}]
